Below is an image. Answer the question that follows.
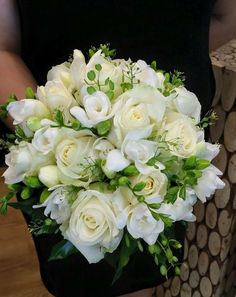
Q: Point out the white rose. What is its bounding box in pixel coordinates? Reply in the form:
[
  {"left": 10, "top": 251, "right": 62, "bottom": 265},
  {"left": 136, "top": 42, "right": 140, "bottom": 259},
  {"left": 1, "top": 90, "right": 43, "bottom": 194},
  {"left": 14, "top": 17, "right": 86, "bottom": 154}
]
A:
[
  {"left": 34, "top": 186, "right": 71, "bottom": 224},
  {"left": 55, "top": 130, "right": 97, "bottom": 185},
  {"left": 70, "top": 91, "right": 113, "bottom": 128},
  {"left": 194, "top": 165, "right": 225, "bottom": 202},
  {"left": 161, "top": 111, "right": 198, "bottom": 158},
  {"left": 47, "top": 62, "right": 71, "bottom": 88},
  {"left": 157, "top": 189, "right": 197, "bottom": 222},
  {"left": 63, "top": 190, "right": 122, "bottom": 263},
  {"left": 130, "top": 169, "right": 167, "bottom": 202},
  {"left": 32, "top": 126, "right": 63, "bottom": 154},
  {"left": 110, "top": 85, "right": 166, "bottom": 147},
  {"left": 70, "top": 49, "right": 86, "bottom": 90},
  {"left": 135, "top": 60, "right": 165, "bottom": 89},
  {"left": 127, "top": 203, "right": 164, "bottom": 245},
  {"left": 86, "top": 50, "right": 123, "bottom": 97},
  {"left": 3, "top": 141, "right": 53, "bottom": 184},
  {"left": 38, "top": 165, "right": 61, "bottom": 188},
  {"left": 169, "top": 87, "right": 201, "bottom": 123},
  {"left": 7, "top": 99, "right": 50, "bottom": 125},
  {"left": 121, "top": 126, "right": 158, "bottom": 174}
]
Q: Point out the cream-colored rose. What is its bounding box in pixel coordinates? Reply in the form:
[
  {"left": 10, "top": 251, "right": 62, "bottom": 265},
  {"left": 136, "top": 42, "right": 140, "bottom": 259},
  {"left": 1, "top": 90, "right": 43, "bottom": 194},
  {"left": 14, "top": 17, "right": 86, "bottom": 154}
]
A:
[
  {"left": 169, "top": 87, "right": 201, "bottom": 123},
  {"left": 3, "top": 142, "right": 53, "bottom": 184},
  {"left": 127, "top": 203, "right": 164, "bottom": 245},
  {"left": 130, "top": 169, "right": 167, "bottom": 202},
  {"left": 92, "top": 138, "right": 114, "bottom": 159},
  {"left": 70, "top": 91, "right": 113, "bottom": 128},
  {"left": 63, "top": 190, "right": 122, "bottom": 263},
  {"left": 34, "top": 186, "right": 71, "bottom": 224},
  {"left": 55, "top": 130, "right": 97, "bottom": 186},
  {"left": 38, "top": 165, "right": 61, "bottom": 188},
  {"left": 161, "top": 111, "right": 198, "bottom": 158},
  {"left": 109, "top": 85, "right": 166, "bottom": 147},
  {"left": 7, "top": 99, "right": 50, "bottom": 126}
]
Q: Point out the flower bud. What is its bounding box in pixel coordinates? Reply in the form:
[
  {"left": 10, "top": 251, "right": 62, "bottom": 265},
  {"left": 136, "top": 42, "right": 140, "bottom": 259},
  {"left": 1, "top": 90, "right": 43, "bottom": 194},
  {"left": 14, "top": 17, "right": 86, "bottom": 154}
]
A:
[
  {"left": 38, "top": 165, "right": 60, "bottom": 188},
  {"left": 24, "top": 176, "right": 42, "bottom": 188},
  {"left": 122, "top": 165, "right": 139, "bottom": 176},
  {"left": 118, "top": 176, "right": 130, "bottom": 186},
  {"left": 27, "top": 116, "right": 42, "bottom": 131},
  {"left": 21, "top": 187, "right": 33, "bottom": 200},
  {"left": 40, "top": 188, "right": 50, "bottom": 203}
]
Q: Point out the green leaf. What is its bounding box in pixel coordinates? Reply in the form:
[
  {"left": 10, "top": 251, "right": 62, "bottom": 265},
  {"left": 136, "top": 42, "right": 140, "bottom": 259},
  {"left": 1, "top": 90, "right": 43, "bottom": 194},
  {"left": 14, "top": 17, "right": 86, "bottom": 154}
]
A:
[
  {"left": 105, "top": 90, "right": 114, "bottom": 100},
  {"left": 183, "top": 156, "right": 197, "bottom": 170},
  {"left": 150, "top": 60, "right": 157, "bottom": 71},
  {"left": 122, "top": 165, "right": 139, "bottom": 176},
  {"left": 105, "top": 77, "right": 110, "bottom": 85},
  {"left": 109, "top": 80, "right": 115, "bottom": 90},
  {"left": 112, "top": 235, "right": 138, "bottom": 284},
  {"left": 96, "top": 120, "right": 111, "bottom": 136},
  {"left": 48, "top": 240, "right": 78, "bottom": 261},
  {"left": 87, "top": 70, "right": 96, "bottom": 81},
  {"left": 25, "top": 87, "right": 36, "bottom": 99},
  {"left": 8, "top": 197, "right": 40, "bottom": 219},
  {"left": 133, "top": 181, "right": 146, "bottom": 192},
  {"left": 87, "top": 86, "right": 96, "bottom": 95},
  {"left": 148, "top": 203, "right": 161, "bottom": 209},
  {"left": 196, "top": 159, "right": 210, "bottom": 170},
  {"left": 54, "top": 110, "right": 64, "bottom": 126},
  {"left": 15, "top": 125, "right": 27, "bottom": 140},
  {"left": 95, "top": 64, "right": 102, "bottom": 71},
  {"left": 165, "top": 186, "right": 179, "bottom": 203}
]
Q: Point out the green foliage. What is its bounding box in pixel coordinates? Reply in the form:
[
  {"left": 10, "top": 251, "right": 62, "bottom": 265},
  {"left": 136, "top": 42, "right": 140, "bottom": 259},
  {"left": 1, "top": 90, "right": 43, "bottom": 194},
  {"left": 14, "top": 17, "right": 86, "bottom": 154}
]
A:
[
  {"left": 88, "top": 44, "right": 116, "bottom": 59},
  {"left": 87, "top": 86, "right": 96, "bottom": 95},
  {"left": 198, "top": 110, "right": 218, "bottom": 129},
  {"left": 162, "top": 70, "right": 185, "bottom": 97},
  {"left": 25, "top": 87, "right": 36, "bottom": 99},
  {"left": 48, "top": 239, "right": 78, "bottom": 261},
  {"left": 122, "top": 165, "right": 139, "bottom": 176},
  {"left": 132, "top": 181, "right": 146, "bottom": 192},
  {"left": 96, "top": 120, "right": 111, "bottom": 136},
  {"left": 87, "top": 70, "right": 96, "bottom": 81},
  {"left": 21, "top": 186, "right": 34, "bottom": 200},
  {"left": 24, "top": 176, "right": 42, "bottom": 189},
  {"left": 0, "top": 94, "right": 17, "bottom": 120}
]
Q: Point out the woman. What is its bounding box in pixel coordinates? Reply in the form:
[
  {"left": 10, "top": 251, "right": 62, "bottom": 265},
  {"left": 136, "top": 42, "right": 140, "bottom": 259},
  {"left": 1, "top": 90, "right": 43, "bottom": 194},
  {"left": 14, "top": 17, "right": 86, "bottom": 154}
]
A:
[{"left": 0, "top": 1, "right": 236, "bottom": 296}]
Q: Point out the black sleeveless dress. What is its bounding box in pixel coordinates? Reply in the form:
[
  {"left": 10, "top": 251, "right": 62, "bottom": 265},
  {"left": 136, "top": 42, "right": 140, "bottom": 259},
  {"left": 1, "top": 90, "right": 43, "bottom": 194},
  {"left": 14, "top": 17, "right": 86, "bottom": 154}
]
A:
[{"left": 16, "top": 1, "right": 216, "bottom": 296}]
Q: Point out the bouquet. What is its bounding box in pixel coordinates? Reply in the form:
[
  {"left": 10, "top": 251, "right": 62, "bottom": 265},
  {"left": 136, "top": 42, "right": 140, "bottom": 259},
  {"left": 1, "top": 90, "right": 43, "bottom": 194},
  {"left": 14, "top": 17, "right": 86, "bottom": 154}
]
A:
[{"left": 0, "top": 45, "right": 224, "bottom": 281}]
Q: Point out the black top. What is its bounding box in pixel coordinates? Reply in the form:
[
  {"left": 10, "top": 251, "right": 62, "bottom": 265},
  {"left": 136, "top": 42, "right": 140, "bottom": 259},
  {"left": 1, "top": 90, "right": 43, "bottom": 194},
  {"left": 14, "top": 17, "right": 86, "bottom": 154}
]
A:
[{"left": 16, "top": 1, "right": 216, "bottom": 296}]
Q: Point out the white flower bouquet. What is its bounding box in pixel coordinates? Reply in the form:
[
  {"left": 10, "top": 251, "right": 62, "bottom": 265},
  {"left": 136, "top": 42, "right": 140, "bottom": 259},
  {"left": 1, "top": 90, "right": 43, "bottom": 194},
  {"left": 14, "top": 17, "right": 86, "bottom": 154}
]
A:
[{"left": 0, "top": 45, "right": 224, "bottom": 282}]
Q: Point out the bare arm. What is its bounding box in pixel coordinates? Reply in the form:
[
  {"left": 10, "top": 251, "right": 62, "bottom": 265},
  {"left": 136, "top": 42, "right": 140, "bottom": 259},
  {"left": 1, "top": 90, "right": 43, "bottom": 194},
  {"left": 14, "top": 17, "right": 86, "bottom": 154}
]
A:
[
  {"left": 0, "top": 0, "right": 37, "bottom": 128},
  {"left": 210, "top": 0, "right": 236, "bottom": 51}
]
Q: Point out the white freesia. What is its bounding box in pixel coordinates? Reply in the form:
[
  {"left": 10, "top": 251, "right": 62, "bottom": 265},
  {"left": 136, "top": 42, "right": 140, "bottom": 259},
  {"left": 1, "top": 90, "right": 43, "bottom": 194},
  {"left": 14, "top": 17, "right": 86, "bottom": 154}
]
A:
[
  {"left": 121, "top": 126, "right": 158, "bottom": 174},
  {"left": 102, "top": 149, "right": 130, "bottom": 176},
  {"left": 135, "top": 60, "right": 165, "bottom": 89},
  {"left": 32, "top": 126, "right": 63, "bottom": 154},
  {"left": 55, "top": 130, "right": 97, "bottom": 185},
  {"left": 93, "top": 138, "right": 114, "bottom": 159},
  {"left": 130, "top": 169, "right": 167, "bottom": 202},
  {"left": 38, "top": 165, "right": 61, "bottom": 188},
  {"left": 194, "top": 165, "right": 225, "bottom": 202},
  {"left": 169, "top": 87, "right": 201, "bottom": 123},
  {"left": 34, "top": 186, "right": 71, "bottom": 224},
  {"left": 70, "top": 49, "right": 86, "bottom": 90},
  {"left": 3, "top": 142, "right": 53, "bottom": 184},
  {"left": 37, "top": 80, "right": 76, "bottom": 118},
  {"left": 110, "top": 85, "right": 166, "bottom": 147},
  {"left": 47, "top": 62, "right": 71, "bottom": 88},
  {"left": 7, "top": 99, "right": 50, "bottom": 125},
  {"left": 70, "top": 91, "right": 113, "bottom": 128},
  {"left": 161, "top": 111, "right": 198, "bottom": 158},
  {"left": 63, "top": 190, "right": 122, "bottom": 263},
  {"left": 157, "top": 189, "right": 197, "bottom": 222},
  {"left": 127, "top": 203, "right": 164, "bottom": 245},
  {"left": 195, "top": 138, "right": 220, "bottom": 161}
]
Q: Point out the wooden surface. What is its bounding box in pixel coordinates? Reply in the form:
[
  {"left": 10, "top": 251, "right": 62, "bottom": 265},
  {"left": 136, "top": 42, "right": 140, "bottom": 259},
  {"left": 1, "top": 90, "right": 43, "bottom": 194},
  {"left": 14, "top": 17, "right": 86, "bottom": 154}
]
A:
[{"left": 0, "top": 167, "right": 52, "bottom": 297}]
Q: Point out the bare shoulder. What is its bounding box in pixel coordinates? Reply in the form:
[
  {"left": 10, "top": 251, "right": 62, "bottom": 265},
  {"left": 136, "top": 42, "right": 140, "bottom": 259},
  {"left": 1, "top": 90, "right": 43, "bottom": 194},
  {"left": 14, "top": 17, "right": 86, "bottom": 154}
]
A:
[{"left": 0, "top": 0, "right": 20, "bottom": 52}]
